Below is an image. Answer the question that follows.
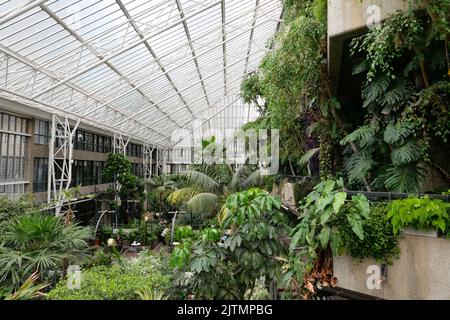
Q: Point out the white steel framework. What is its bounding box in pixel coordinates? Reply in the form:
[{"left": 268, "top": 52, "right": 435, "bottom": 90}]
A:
[
  {"left": 47, "top": 114, "right": 79, "bottom": 214},
  {"left": 0, "top": 0, "right": 283, "bottom": 147},
  {"left": 113, "top": 132, "right": 130, "bottom": 155}
]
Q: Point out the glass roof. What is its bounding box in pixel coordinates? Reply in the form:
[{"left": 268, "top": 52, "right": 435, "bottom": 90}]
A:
[{"left": 0, "top": 0, "right": 283, "bottom": 147}]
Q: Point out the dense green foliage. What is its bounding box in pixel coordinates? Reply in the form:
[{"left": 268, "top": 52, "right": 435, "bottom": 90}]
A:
[
  {"left": 290, "top": 179, "right": 370, "bottom": 259},
  {"left": 242, "top": 0, "right": 333, "bottom": 176},
  {"left": 340, "top": 204, "right": 400, "bottom": 264},
  {"left": 0, "top": 196, "right": 37, "bottom": 232},
  {"left": 174, "top": 189, "right": 289, "bottom": 299},
  {"left": 387, "top": 196, "right": 450, "bottom": 235},
  {"left": 103, "top": 153, "right": 145, "bottom": 201},
  {"left": 168, "top": 162, "right": 270, "bottom": 220},
  {"left": 48, "top": 251, "right": 170, "bottom": 300}
]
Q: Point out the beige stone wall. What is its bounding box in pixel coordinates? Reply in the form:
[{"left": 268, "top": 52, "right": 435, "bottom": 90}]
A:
[
  {"left": 333, "top": 234, "right": 450, "bottom": 299},
  {"left": 328, "top": 0, "right": 408, "bottom": 38}
]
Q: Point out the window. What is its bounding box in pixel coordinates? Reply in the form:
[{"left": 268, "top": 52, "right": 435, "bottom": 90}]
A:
[
  {"left": 33, "top": 158, "right": 48, "bottom": 192},
  {"left": 126, "top": 143, "right": 143, "bottom": 158},
  {"left": 132, "top": 163, "right": 144, "bottom": 177},
  {"left": 34, "top": 120, "right": 50, "bottom": 145},
  {"left": 85, "top": 132, "right": 94, "bottom": 152},
  {"left": 73, "top": 129, "right": 112, "bottom": 153},
  {"left": 0, "top": 112, "right": 28, "bottom": 196},
  {"left": 71, "top": 160, "right": 111, "bottom": 187}
]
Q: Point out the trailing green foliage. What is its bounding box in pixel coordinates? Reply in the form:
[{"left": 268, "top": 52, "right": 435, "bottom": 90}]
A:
[
  {"left": 387, "top": 196, "right": 450, "bottom": 235},
  {"left": 339, "top": 204, "right": 400, "bottom": 264},
  {"left": 242, "top": 0, "right": 335, "bottom": 176}
]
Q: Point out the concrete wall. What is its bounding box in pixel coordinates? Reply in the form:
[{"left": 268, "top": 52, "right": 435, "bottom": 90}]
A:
[
  {"left": 327, "top": 0, "right": 408, "bottom": 94},
  {"left": 333, "top": 234, "right": 450, "bottom": 299},
  {"left": 328, "top": 0, "right": 408, "bottom": 38}
]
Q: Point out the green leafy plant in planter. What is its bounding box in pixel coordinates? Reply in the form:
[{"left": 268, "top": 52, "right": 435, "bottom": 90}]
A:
[
  {"left": 387, "top": 196, "right": 450, "bottom": 235},
  {"left": 339, "top": 203, "right": 400, "bottom": 264},
  {"left": 287, "top": 179, "right": 370, "bottom": 296}
]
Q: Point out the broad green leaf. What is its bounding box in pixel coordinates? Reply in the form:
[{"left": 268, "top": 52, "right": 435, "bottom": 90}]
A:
[
  {"left": 319, "top": 207, "right": 333, "bottom": 225},
  {"left": 317, "top": 226, "right": 331, "bottom": 249},
  {"left": 323, "top": 180, "right": 336, "bottom": 194},
  {"left": 330, "top": 230, "right": 341, "bottom": 257},
  {"left": 347, "top": 214, "right": 364, "bottom": 240},
  {"left": 333, "top": 192, "right": 347, "bottom": 213},
  {"left": 315, "top": 195, "right": 334, "bottom": 213},
  {"left": 352, "top": 194, "right": 370, "bottom": 218}
]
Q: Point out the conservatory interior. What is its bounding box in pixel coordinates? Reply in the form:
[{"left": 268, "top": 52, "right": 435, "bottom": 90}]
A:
[{"left": 0, "top": 0, "right": 449, "bottom": 301}]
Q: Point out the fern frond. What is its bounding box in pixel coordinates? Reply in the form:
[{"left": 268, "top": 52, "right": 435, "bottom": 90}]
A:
[
  {"left": 182, "top": 170, "right": 220, "bottom": 193},
  {"left": 244, "top": 170, "right": 264, "bottom": 188},
  {"left": 186, "top": 193, "right": 220, "bottom": 217},
  {"left": 167, "top": 188, "right": 200, "bottom": 205},
  {"left": 352, "top": 60, "right": 369, "bottom": 75},
  {"left": 229, "top": 165, "right": 252, "bottom": 192},
  {"left": 299, "top": 148, "right": 320, "bottom": 167},
  {"left": 344, "top": 152, "right": 376, "bottom": 185}
]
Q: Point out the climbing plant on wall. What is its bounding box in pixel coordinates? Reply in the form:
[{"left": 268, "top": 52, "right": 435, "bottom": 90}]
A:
[{"left": 340, "top": 6, "right": 450, "bottom": 193}]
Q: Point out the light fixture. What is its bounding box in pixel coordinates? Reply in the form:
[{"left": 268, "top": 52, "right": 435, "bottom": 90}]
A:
[{"left": 107, "top": 238, "right": 116, "bottom": 247}]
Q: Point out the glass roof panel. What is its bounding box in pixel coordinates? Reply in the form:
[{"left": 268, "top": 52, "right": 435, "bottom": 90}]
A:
[{"left": 0, "top": 0, "right": 283, "bottom": 146}]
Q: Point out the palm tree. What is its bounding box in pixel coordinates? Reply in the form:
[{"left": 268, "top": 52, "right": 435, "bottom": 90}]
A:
[
  {"left": 167, "top": 163, "right": 265, "bottom": 219},
  {"left": 0, "top": 213, "right": 92, "bottom": 289}
]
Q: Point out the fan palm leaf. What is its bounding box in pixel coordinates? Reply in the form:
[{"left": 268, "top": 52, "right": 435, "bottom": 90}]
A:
[
  {"left": 167, "top": 188, "right": 200, "bottom": 205},
  {"left": 183, "top": 170, "right": 221, "bottom": 193},
  {"left": 186, "top": 193, "right": 220, "bottom": 217}
]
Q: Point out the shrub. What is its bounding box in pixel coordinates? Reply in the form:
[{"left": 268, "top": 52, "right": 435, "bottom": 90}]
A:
[
  {"left": 340, "top": 204, "right": 400, "bottom": 264},
  {"left": 387, "top": 196, "right": 450, "bottom": 235},
  {"left": 0, "top": 195, "right": 37, "bottom": 232},
  {"left": 48, "top": 251, "right": 170, "bottom": 300}
]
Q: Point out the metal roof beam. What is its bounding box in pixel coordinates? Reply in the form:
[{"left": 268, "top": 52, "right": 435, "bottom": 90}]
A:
[
  {"left": 244, "top": 0, "right": 260, "bottom": 75},
  {"left": 175, "top": 0, "right": 212, "bottom": 108},
  {"left": 83, "top": 18, "right": 276, "bottom": 123},
  {"left": 0, "top": 44, "right": 169, "bottom": 141},
  {"left": 0, "top": 0, "right": 48, "bottom": 25},
  {"left": 134, "top": 52, "right": 266, "bottom": 137},
  {"left": 31, "top": 0, "right": 224, "bottom": 99},
  {"left": 115, "top": 0, "right": 194, "bottom": 118},
  {"left": 39, "top": 3, "right": 181, "bottom": 128},
  {"left": 168, "top": 95, "right": 242, "bottom": 147},
  {"left": 221, "top": 0, "right": 227, "bottom": 95}
]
